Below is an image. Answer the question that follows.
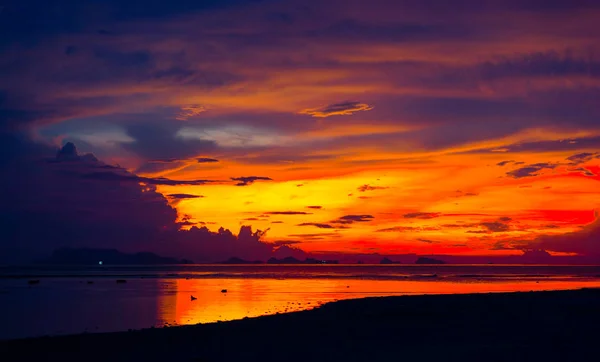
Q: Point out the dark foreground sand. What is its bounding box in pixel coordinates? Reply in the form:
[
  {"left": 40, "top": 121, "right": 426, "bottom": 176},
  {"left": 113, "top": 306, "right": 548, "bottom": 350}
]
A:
[{"left": 2, "top": 289, "right": 600, "bottom": 362}]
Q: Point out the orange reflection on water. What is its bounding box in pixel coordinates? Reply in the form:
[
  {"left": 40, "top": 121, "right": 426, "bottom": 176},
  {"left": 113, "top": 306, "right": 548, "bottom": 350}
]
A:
[{"left": 156, "top": 278, "right": 600, "bottom": 327}]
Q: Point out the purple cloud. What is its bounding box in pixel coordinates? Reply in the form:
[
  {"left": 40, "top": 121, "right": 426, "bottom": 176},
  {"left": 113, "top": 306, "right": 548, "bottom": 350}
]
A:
[
  {"left": 506, "top": 163, "right": 558, "bottom": 178},
  {"left": 403, "top": 212, "right": 441, "bottom": 219},
  {"left": 231, "top": 176, "right": 273, "bottom": 186},
  {"left": 297, "top": 223, "right": 334, "bottom": 229},
  {"left": 357, "top": 184, "right": 388, "bottom": 192},
  {"left": 197, "top": 157, "right": 219, "bottom": 163},
  {"left": 266, "top": 211, "right": 312, "bottom": 215},
  {"left": 167, "top": 194, "right": 204, "bottom": 199},
  {"left": 299, "top": 101, "right": 373, "bottom": 118}
]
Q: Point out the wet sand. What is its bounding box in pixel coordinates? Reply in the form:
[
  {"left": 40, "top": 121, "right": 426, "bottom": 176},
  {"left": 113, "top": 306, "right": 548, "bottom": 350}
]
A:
[{"left": 2, "top": 288, "right": 599, "bottom": 361}]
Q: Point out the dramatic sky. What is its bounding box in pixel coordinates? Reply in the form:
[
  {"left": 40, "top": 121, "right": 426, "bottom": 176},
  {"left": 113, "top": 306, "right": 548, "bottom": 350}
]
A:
[{"left": 1, "top": 0, "right": 599, "bottom": 262}]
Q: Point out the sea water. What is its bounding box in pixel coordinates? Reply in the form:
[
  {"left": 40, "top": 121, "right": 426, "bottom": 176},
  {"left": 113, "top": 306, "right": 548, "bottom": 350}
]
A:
[{"left": 1, "top": 264, "right": 599, "bottom": 340}]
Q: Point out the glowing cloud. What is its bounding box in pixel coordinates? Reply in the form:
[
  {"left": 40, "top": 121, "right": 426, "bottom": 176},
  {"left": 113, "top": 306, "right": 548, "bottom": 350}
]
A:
[{"left": 299, "top": 101, "right": 373, "bottom": 118}]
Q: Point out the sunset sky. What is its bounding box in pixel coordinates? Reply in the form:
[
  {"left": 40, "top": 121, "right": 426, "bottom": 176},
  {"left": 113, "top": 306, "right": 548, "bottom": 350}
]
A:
[{"left": 1, "top": 0, "right": 599, "bottom": 262}]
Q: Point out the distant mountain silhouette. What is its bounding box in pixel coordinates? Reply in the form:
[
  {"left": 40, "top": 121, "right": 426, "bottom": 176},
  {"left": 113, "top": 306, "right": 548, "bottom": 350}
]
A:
[
  {"left": 380, "top": 257, "right": 401, "bottom": 264},
  {"left": 37, "top": 248, "right": 193, "bottom": 265},
  {"left": 415, "top": 257, "right": 445, "bottom": 264},
  {"left": 219, "top": 257, "right": 263, "bottom": 264},
  {"left": 267, "top": 257, "right": 338, "bottom": 264}
]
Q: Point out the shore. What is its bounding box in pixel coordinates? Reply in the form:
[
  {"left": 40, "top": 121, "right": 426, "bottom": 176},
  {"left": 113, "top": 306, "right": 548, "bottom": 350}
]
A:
[{"left": 2, "top": 288, "right": 599, "bottom": 361}]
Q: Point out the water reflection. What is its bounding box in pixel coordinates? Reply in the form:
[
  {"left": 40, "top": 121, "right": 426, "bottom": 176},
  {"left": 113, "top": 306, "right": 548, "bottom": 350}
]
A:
[
  {"left": 2, "top": 277, "right": 600, "bottom": 339},
  {"left": 156, "top": 278, "right": 600, "bottom": 326}
]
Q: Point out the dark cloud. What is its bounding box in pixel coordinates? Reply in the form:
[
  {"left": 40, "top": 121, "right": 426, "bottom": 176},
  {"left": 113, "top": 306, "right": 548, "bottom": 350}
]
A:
[
  {"left": 299, "top": 101, "right": 373, "bottom": 118},
  {"left": 376, "top": 226, "right": 418, "bottom": 232},
  {"left": 270, "top": 221, "right": 284, "bottom": 224},
  {"left": 165, "top": 225, "right": 281, "bottom": 263},
  {"left": 506, "top": 162, "right": 559, "bottom": 178},
  {"left": 81, "top": 171, "right": 213, "bottom": 186},
  {"left": 265, "top": 211, "right": 312, "bottom": 215},
  {"left": 287, "top": 233, "right": 341, "bottom": 240},
  {"left": 543, "top": 224, "right": 560, "bottom": 229},
  {"left": 167, "top": 194, "right": 204, "bottom": 199},
  {"left": 479, "top": 221, "right": 511, "bottom": 233},
  {"left": 94, "top": 49, "right": 153, "bottom": 69},
  {"left": 357, "top": 184, "right": 389, "bottom": 192},
  {"left": 479, "top": 51, "right": 600, "bottom": 80},
  {"left": 332, "top": 214, "right": 374, "bottom": 224},
  {"left": 569, "top": 167, "right": 597, "bottom": 177},
  {"left": 147, "top": 158, "right": 184, "bottom": 164},
  {"left": 463, "top": 136, "right": 600, "bottom": 155},
  {"left": 308, "top": 19, "right": 472, "bottom": 43},
  {"left": 0, "top": 136, "right": 289, "bottom": 263},
  {"left": 527, "top": 218, "right": 600, "bottom": 257},
  {"left": 566, "top": 152, "right": 600, "bottom": 166},
  {"left": 376, "top": 225, "right": 441, "bottom": 232},
  {"left": 500, "top": 152, "right": 599, "bottom": 178},
  {"left": 269, "top": 240, "right": 302, "bottom": 247},
  {"left": 497, "top": 160, "right": 514, "bottom": 166},
  {"left": 417, "top": 238, "right": 435, "bottom": 243},
  {"left": 231, "top": 176, "right": 273, "bottom": 186},
  {"left": 306, "top": 205, "right": 323, "bottom": 209},
  {"left": 124, "top": 122, "right": 217, "bottom": 161},
  {"left": 0, "top": 0, "right": 258, "bottom": 48},
  {"left": 0, "top": 137, "right": 178, "bottom": 262},
  {"left": 197, "top": 157, "right": 219, "bottom": 163},
  {"left": 403, "top": 212, "right": 441, "bottom": 219},
  {"left": 297, "top": 223, "right": 334, "bottom": 229}
]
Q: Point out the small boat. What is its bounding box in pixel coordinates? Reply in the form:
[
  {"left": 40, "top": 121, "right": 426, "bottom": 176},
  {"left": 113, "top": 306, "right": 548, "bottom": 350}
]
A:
[
  {"left": 190, "top": 295, "right": 197, "bottom": 301},
  {"left": 221, "top": 289, "right": 227, "bottom": 293}
]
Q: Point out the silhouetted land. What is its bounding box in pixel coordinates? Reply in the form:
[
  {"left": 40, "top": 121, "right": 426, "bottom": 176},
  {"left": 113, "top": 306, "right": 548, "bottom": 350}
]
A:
[
  {"left": 415, "top": 256, "right": 446, "bottom": 264},
  {"left": 219, "top": 257, "right": 264, "bottom": 264},
  {"left": 266, "top": 256, "right": 339, "bottom": 264},
  {"left": 2, "top": 289, "right": 599, "bottom": 361},
  {"left": 380, "top": 257, "right": 401, "bottom": 264},
  {"left": 37, "top": 248, "right": 193, "bottom": 265}
]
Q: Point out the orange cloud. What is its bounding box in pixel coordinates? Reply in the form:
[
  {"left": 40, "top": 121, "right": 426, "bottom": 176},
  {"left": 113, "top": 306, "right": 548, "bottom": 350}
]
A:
[{"left": 299, "top": 102, "right": 373, "bottom": 118}]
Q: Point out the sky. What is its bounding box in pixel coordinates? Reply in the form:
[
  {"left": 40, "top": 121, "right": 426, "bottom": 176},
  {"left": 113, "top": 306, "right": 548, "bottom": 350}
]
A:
[{"left": 1, "top": 0, "right": 599, "bottom": 263}]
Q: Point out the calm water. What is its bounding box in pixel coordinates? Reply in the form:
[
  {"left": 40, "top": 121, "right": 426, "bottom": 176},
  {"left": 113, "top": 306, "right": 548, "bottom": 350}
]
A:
[{"left": 1, "top": 264, "right": 599, "bottom": 340}]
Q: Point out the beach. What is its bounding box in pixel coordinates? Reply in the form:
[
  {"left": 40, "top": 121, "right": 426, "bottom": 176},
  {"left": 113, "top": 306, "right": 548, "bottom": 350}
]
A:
[{"left": 2, "top": 288, "right": 599, "bottom": 361}]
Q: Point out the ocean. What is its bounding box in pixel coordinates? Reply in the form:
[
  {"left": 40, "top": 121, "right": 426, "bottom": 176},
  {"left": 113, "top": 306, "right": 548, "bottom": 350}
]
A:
[{"left": 1, "top": 264, "right": 599, "bottom": 340}]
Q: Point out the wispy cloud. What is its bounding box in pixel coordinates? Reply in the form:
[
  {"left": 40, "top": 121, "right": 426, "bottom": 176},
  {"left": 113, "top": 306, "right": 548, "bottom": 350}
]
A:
[
  {"left": 403, "top": 212, "right": 441, "bottom": 219},
  {"left": 167, "top": 194, "right": 204, "bottom": 199},
  {"left": 357, "top": 184, "right": 388, "bottom": 192},
  {"left": 197, "top": 157, "right": 219, "bottom": 163},
  {"left": 299, "top": 101, "right": 373, "bottom": 118},
  {"left": 266, "top": 211, "right": 312, "bottom": 215},
  {"left": 297, "top": 223, "right": 334, "bottom": 229}
]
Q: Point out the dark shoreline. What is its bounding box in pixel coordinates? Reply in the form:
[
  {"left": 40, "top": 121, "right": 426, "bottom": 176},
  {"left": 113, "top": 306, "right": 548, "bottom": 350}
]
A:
[{"left": 2, "top": 288, "right": 599, "bottom": 361}]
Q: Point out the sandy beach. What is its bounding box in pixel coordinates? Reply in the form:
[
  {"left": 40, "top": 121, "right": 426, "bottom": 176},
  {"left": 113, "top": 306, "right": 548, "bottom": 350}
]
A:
[{"left": 2, "top": 288, "right": 599, "bottom": 361}]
